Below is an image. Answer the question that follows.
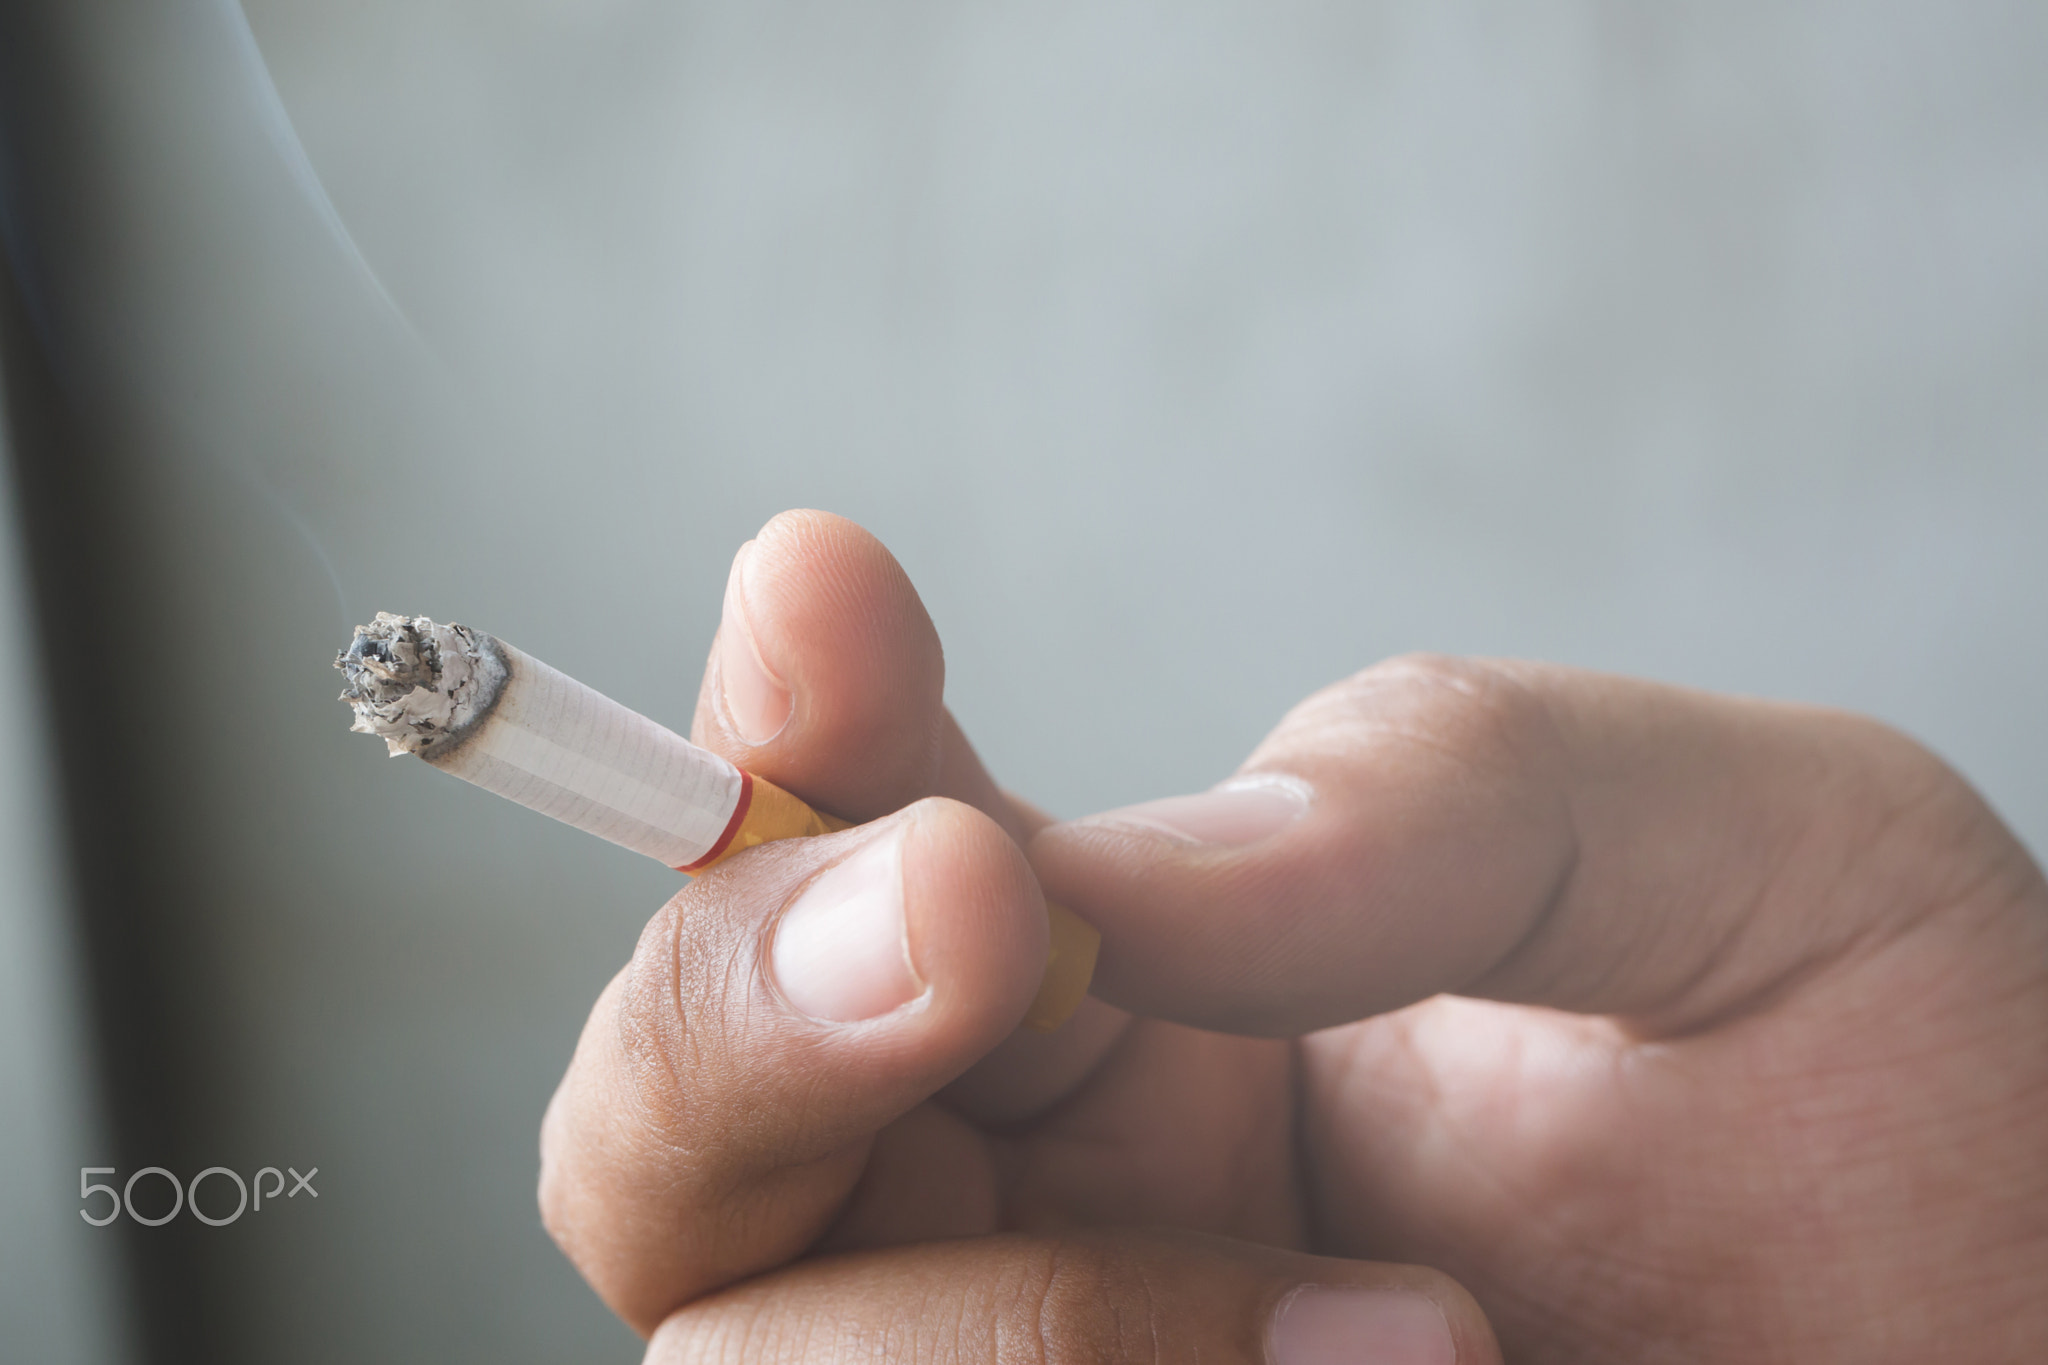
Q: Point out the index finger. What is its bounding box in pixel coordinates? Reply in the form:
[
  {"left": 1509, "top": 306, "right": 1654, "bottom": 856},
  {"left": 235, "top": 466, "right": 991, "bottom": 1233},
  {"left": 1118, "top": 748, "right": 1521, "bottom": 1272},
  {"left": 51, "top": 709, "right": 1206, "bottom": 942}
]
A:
[{"left": 1030, "top": 654, "right": 2042, "bottom": 1037}]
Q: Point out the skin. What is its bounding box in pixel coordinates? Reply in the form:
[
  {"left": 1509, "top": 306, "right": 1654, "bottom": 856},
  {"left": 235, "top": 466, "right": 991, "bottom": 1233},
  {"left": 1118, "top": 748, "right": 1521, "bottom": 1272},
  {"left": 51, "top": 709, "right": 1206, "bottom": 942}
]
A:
[{"left": 539, "top": 509, "right": 2048, "bottom": 1364}]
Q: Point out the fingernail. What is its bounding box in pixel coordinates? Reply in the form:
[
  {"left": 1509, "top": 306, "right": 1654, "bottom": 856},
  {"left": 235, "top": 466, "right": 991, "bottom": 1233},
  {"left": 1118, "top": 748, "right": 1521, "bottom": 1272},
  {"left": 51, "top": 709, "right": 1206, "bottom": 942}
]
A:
[
  {"left": 716, "top": 540, "right": 792, "bottom": 745},
  {"left": 1086, "top": 775, "right": 1310, "bottom": 847},
  {"left": 772, "top": 825, "right": 923, "bottom": 1023},
  {"left": 1269, "top": 1288, "right": 1456, "bottom": 1365}
]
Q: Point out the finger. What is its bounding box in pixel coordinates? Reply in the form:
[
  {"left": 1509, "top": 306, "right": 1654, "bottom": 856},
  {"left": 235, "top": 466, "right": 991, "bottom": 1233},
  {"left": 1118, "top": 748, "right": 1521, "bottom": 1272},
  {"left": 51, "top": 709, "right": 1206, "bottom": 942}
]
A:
[
  {"left": 1030, "top": 654, "right": 2039, "bottom": 1037},
  {"left": 647, "top": 1229, "right": 1501, "bottom": 1365},
  {"left": 692, "top": 508, "right": 1011, "bottom": 832},
  {"left": 539, "top": 798, "right": 1045, "bottom": 1335},
  {"left": 690, "top": 508, "right": 1129, "bottom": 1108}
]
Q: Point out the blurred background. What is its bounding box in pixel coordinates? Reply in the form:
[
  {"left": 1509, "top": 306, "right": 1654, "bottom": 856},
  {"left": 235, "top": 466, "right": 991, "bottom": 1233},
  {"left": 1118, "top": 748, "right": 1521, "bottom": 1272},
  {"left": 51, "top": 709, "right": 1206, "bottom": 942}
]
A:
[{"left": 2, "top": 2, "right": 2044, "bottom": 1360}]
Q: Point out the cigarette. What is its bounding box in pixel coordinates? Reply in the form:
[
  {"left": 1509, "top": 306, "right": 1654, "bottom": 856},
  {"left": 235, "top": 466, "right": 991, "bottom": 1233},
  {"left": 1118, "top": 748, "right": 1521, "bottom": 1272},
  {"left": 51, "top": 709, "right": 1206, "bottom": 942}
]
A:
[{"left": 336, "top": 612, "right": 1098, "bottom": 1032}]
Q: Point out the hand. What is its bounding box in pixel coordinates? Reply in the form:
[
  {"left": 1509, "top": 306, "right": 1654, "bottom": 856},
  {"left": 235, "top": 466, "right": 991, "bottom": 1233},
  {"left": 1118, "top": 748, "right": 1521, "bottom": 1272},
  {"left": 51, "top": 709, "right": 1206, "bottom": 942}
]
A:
[{"left": 539, "top": 510, "right": 2048, "bottom": 1364}]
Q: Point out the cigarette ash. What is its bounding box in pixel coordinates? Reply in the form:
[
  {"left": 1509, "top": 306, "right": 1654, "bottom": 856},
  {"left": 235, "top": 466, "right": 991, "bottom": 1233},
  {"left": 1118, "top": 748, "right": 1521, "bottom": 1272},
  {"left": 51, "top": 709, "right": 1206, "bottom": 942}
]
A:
[{"left": 335, "top": 612, "right": 506, "bottom": 757}]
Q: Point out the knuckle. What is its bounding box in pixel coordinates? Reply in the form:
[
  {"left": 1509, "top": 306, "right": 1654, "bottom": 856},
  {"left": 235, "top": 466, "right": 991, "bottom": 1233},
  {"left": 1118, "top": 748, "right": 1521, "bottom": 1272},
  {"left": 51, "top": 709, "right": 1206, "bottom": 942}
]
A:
[
  {"left": 533, "top": 895, "right": 738, "bottom": 1255},
  {"left": 1279, "top": 651, "right": 1563, "bottom": 785},
  {"left": 1817, "top": 712, "right": 2037, "bottom": 918},
  {"left": 1832, "top": 712, "right": 1969, "bottom": 808},
  {"left": 614, "top": 901, "right": 699, "bottom": 1087},
  {"left": 605, "top": 876, "right": 779, "bottom": 1163},
  {"left": 601, "top": 898, "right": 714, "bottom": 1155},
  {"left": 1367, "top": 652, "right": 1555, "bottom": 752}
]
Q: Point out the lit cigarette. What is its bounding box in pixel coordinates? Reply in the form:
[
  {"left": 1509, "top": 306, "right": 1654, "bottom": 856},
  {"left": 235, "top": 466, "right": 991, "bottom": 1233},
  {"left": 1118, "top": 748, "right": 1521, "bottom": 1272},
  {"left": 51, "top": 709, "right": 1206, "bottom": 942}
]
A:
[{"left": 336, "top": 613, "right": 1097, "bottom": 1031}]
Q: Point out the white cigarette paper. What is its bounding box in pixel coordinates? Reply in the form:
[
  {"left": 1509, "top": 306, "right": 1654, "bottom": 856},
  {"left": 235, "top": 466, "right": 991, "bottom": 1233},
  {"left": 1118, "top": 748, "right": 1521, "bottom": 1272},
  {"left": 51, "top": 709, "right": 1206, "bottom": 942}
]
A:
[{"left": 337, "top": 613, "right": 744, "bottom": 869}]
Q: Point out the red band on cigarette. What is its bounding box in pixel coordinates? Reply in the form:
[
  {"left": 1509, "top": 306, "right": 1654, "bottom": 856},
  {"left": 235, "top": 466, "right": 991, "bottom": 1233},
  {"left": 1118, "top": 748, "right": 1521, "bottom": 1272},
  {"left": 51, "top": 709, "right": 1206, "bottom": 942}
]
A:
[{"left": 678, "top": 769, "right": 754, "bottom": 873}]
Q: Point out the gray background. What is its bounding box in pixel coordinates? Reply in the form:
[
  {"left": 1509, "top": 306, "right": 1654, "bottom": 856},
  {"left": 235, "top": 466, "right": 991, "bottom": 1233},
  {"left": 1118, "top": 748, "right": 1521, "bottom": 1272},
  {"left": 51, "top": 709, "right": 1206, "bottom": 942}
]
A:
[{"left": 3, "top": 1, "right": 2044, "bottom": 1360}]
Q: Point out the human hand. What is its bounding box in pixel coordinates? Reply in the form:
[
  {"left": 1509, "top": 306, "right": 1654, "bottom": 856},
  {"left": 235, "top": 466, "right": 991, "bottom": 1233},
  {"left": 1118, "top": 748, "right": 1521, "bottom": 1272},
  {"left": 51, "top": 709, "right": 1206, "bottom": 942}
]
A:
[{"left": 540, "top": 510, "right": 2048, "bottom": 1363}]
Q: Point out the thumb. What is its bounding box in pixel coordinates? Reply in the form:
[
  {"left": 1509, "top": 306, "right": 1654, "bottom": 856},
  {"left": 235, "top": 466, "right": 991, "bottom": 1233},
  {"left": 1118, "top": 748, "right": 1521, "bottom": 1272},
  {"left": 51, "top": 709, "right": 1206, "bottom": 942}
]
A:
[
  {"left": 646, "top": 1229, "right": 1498, "bottom": 1365},
  {"left": 1029, "top": 654, "right": 2022, "bottom": 1037}
]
